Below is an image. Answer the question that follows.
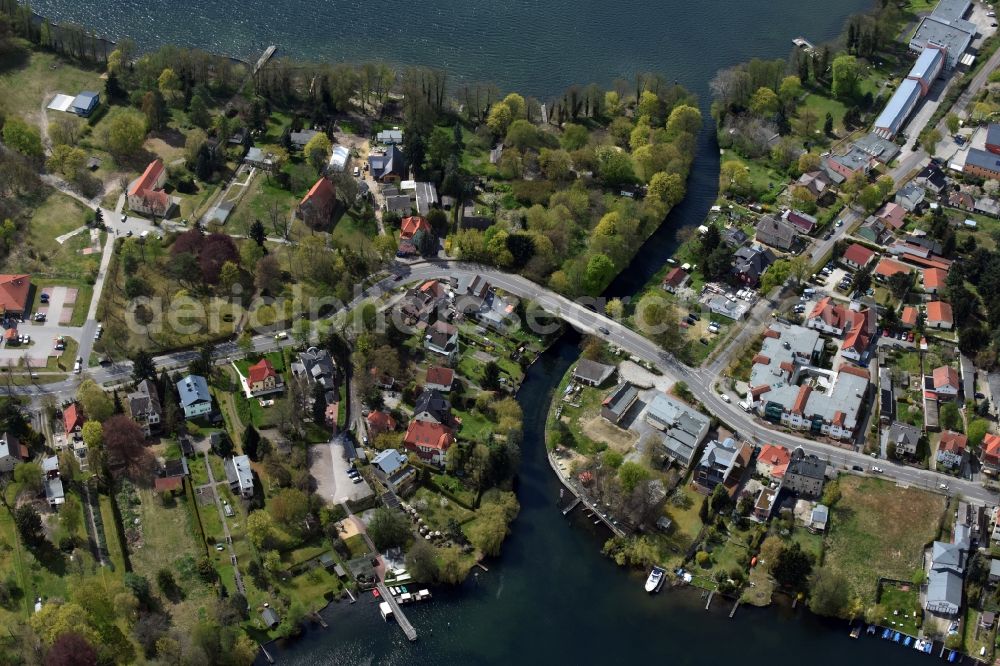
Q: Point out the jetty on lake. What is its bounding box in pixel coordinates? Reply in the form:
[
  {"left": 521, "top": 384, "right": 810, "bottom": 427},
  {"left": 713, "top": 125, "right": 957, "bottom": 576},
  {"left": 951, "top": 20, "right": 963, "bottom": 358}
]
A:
[{"left": 377, "top": 581, "right": 417, "bottom": 641}]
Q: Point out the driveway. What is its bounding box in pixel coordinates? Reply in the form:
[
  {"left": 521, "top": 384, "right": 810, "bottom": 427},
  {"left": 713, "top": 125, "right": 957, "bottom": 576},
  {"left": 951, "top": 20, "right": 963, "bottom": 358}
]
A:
[{"left": 310, "top": 438, "right": 373, "bottom": 505}]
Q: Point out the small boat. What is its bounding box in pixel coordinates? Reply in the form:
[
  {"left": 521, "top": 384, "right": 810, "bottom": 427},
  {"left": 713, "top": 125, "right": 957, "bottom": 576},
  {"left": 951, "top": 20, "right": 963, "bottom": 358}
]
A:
[
  {"left": 882, "top": 628, "right": 892, "bottom": 639},
  {"left": 903, "top": 636, "right": 912, "bottom": 647},
  {"left": 850, "top": 625, "right": 861, "bottom": 639},
  {"left": 867, "top": 625, "right": 877, "bottom": 635},
  {"left": 948, "top": 650, "right": 957, "bottom": 663},
  {"left": 914, "top": 639, "right": 924, "bottom": 651},
  {"left": 923, "top": 642, "right": 932, "bottom": 654},
  {"left": 645, "top": 567, "right": 665, "bottom": 593},
  {"left": 893, "top": 631, "right": 901, "bottom": 642},
  {"left": 401, "top": 586, "right": 408, "bottom": 594},
  {"left": 372, "top": 589, "right": 380, "bottom": 598}
]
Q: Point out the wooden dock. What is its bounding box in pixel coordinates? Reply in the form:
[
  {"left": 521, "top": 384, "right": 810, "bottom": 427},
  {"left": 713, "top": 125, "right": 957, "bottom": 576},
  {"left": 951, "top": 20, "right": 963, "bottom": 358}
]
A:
[
  {"left": 562, "top": 497, "right": 582, "bottom": 515},
  {"left": 258, "top": 643, "right": 274, "bottom": 664},
  {"left": 377, "top": 582, "right": 417, "bottom": 641},
  {"left": 729, "top": 600, "right": 740, "bottom": 618},
  {"left": 254, "top": 45, "right": 277, "bottom": 74},
  {"left": 705, "top": 589, "right": 715, "bottom": 610}
]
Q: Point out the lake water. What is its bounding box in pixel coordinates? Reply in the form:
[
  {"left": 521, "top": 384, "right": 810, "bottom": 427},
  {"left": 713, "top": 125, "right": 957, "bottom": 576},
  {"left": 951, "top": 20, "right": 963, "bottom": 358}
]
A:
[{"left": 26, "top": 0, "right": 928, "bottom": 663}]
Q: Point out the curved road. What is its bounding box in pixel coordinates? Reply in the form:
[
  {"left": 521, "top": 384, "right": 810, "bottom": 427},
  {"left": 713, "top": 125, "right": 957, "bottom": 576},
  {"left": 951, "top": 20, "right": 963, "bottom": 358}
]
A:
[{"left": 13, "top": 259, "right": 995, "bottom": 506}]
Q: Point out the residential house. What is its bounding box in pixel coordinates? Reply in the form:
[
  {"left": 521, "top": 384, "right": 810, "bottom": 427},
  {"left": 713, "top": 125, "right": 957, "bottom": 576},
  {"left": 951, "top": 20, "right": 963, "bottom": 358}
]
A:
[
  {"left": 756, "top": 444, "right": 790, "bottom": 480},
  {"left": 261, "top": 608, "right": 280, "bottom": 630},
  {"left": 926, "top": 536, "right": 969, "bottom": 617},
  {"left": 926, "top": 365, "right": 960, "bottom": 400},
  {"left": 805, "top": 299, "right": 870, "bottom": 361},
  {"left": 990, "top": 560, "right": 1000, "bottom": 585},
  {"left": 177, "top": 375, "right": 212, "bottom": 419},
  {"left": 290, "top": 346, "right": 337, "bottom": 406},
  {"left": 425, "top": 365, "right": 454, "bottom": 392},
  {"left": 661, "top": 267, "right": 689, "bottom": 293},
  {"left": 42, "top": 456, "right": 64, "bottom": 507},
  {"left": 795, "top": 171, "right": 832, "bottom": 199},
  {"left": 70, "top": 91, "right": 99, "bottom": 117},
  {"left": 289, "top": 129, "right": 320, "bottom": 149},
  {"left": 126, "top": 379, "right": 162, "bottom": 436},
  {"left": 896, "top": 182, "right": 926, "bottom": 212},
  {"left": 949, "top": 190, "right": 976, "bottom": 211},
  {"left": 926, "top": 301, "right": 954, "bottom": 330},
  {"left": 982, "top": 433, "right": 1000, "bottom": 474},
  {"left": 840, "top": 307, "right": 873, "bottom": 362},
  {"left": 245, "top": 358, "right": 283, "bottom": 397},
  {"left": 424, "top": 320, "right": 459, "bottom": 361},
  {"left": 858, "top": 217, "right": 890, "bottom": 244},
  {"left": 0, "top": 432, "right": 26, "bottom": 473},
  {"left": 366, "top": 411, "right": 397, "bottom": 438},
  {"left": 900, "top": 306, "right": 919, "bottom": 329},
  {"left": 841, "top": 243, "right": 876, "bottom": 270},
  {"left": 128, "top": 159, "right": 171, "bottom": 217},
  {"left": 987, "top": 123, "right": 1000, "bottom": 155},
  {"left": 752, "top": 487, "right": 779, "bottom": 522},
  {"left": 915, "top": 163, "right": 948, "bottom": 194},
  {"left": 63, "top": 402, "right": 84, "bottom": 435},
  {"left": 398, "top": 280, "right": 447, "bottom": 325},
  {"left": 693, "top": 437, "right": 751, "bottom": 494},
  {"left": 601, "top": 383, "right": 639, "bottom": 425},
  {"left": 400, "top": 180, "right": 439, "bottom": 215},
  {"left": 964, "top": 148, "right": 1000, "bottom": 181},
  {"left": 826, "top": 146, "right": 872, "bottom": 181},
  {"left": 976, "top": 197, "right": 1000, "bottom": 218},
  {"left": 874, "top": 257, "right": 913, "bottom": 280},
  {"left": 328, "top": 145, "right": 349, "bottom": 173},
  {"left": 385, "top": 194, "right": 413, "bottom": 216},
  {"left": 400, "top": 215, "right": 432, "bottom": 241},
  {"left": 244, "top": 147, "right": 273, "bottom": 170},
  {"left": 885, "top": 420, "right": 922, "bottom": 457},
  {"left": 371, "top": 449, "right": 417, "bottom": 493},
  {"left": 755, "top": 215, "right": 796, "bottom": 250},
  {"left": 809, "top": 504, "right": 830, "bottom": 533},
  {"left": 782, "top": 209, "right": 818, "bottom": 235},
  {"left": 923, "top": 267, "right": 948, "bottom": 294},
  {"left": 780, "top": 447, "right": 826, "bottom": 499},
  {"left": 224, "top": 454, "right": 254, "bottom": 499},
  {"left": 643, "top": 394, "right": 711, "bottom": 468},
  {"left": 938, "top": 430, "right": 968, "bottom": 470},
  {"left": 572, "top": 359, "right": 615, "bottom": 387},
  {"left": 376, "top": 129, "right": 404, "bottom": 144},
  {"left": 722, "top": 227, "right": 749, "bottom": 248},
  {"left": 403, "top": 420, "right": 454, "bottom": 465},
  {"left": 368, "top": 145, "right": 405, "bottom": 182},
  {"left": 297, "top": 178, "right": 336, "bottom": 228},
  {"left": 412, "top": 389, "right": 456, "bottom": 427},
  {"left": 733, "top": 245, "right": 776, "bottom": 287},
  {"left": 876, "top": 202, "right": 907, "bottom": 230}
]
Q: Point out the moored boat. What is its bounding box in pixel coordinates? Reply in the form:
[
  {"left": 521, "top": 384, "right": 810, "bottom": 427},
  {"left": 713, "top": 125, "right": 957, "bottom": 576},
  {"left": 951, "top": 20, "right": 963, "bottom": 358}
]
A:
[{"left": 645, "top": 566, "right": 665, "bottom": 593}]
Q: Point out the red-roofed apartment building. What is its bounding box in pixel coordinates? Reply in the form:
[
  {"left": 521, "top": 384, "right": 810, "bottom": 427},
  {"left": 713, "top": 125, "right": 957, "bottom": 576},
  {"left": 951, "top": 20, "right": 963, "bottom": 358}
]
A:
[
  {"left": 937, "top": 430, "right": 968, "bottom": 470},
  {"left": 127, "top": 159, "right": 171, "bottom": 217},
  {"left": 756, "top": 444, "right": 790, "bottom": 479},
  {"left": 926, "top": 301, "right": 953, "bottom": 329},
  {"left": 0, "top": 274, "right": 31, "bottom": 318},
  {"left": 841, "top": 243, "right": 876, "bottom": 270},
  {"left": 981, "top": 434, "right": 1000, "bottom": 474},
  {"left": 403, "top": 420, "right": 454, "bottom": 464},
  {"left": 296, "top": 178, "right": 336, "bottom": 228},
  {"left": 806, "top": 298, "right": 871, "bottom": 361},
  {"left": 245, "top": 358, "right": 284, "bottom": 396}
]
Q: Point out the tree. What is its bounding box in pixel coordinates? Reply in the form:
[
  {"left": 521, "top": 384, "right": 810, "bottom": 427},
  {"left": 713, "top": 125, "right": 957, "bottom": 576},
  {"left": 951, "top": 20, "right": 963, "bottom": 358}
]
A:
[
  {"left": 103, "top": 414, "right": 147, "bottom": 468},
  {"left": 242, "top": 424, "right": 261, "bottom": 461},
  {"left": 666, "top": 104, "right": 702, "bottom": 136},
  {"left": 594, "top": 145, "right": 635, "bottom": 185},
  {"left": 2, "top": 118, "right": 43, "bottom": 159},
  {"left": 583, "top": 253, "right": 616, "bottom": 294},
  {"left": 967, "top": 419, "right": 991, "bottom": 447},
  {"left": 77, "top": 379, "right": 114, "bottom": 423},
  {"left": 141, "top": 90, "right": 168, "bottom": 131},
  {"left": 46, "top": 145, "right": 87, "bottom": 178},
  {"left": 749, "top": 87, "right": 780, "bottom": 116},
  {"left": 105, "top": 110, "right": 147, "bottom": 157},
  {"left": 156, "top": 569, "right": 179, "bottom": 599},
  {"left": 809, "top": 567, "right": 851, "bottom": 617},
  {"left": 405, "top": 539, "right": 440, "bottom": 583},
  {"left": 268, "top": 488, "right": 310, "bottom": 529},
  {"left": 13, "top": 461, "right": 42, "bottom": 494},
  {"left": 831, "top": 55, "right": 860, "bottom": 100},
  {"left": 246, "top": 510, "right": 275, "bottom": 550},
  {"left": 561, "top": 123, "right": 589, "bottom": 151},
  {"left": 466, "top": 499, "right": 517, "bottom": 557},
  {"left": 772, "top": 542, "right": 813, "bottom": 590},
  {"left": 851, "top": 267, "right": 873, "bottom": 296},
  {"left": 304, "top": 133, "right": 332, "bottom": 174},
  {"left": 188, "top": 93, "right": 211, "bottom": 129},
  {"left": 946, "top": 113, "right": 960, "bottom": 135},
  {"left": 720, "top": 160, "right": 751, "bottom": 195},
  {"left": 500, "top": 93, "right": 527, "bottom": 119},
  {"left": 367, "top": 507, "right": 409, "bottom": 550},
  {"left": 940, "top": 402, "right": 962, "bottom": 432},
  {"left": 823, "top": 112, "right": 834, "bottom": 135},
  {"left": 254, "top": 254, "right": 281, "bottom": 294},
  {"left": 618, "top": 462, "right": 650, "bottom": 493},
  {"left": 131, "top": 350, "right": 156, "bottom": 384},
  {"left": 798, "top": 152, "right": 821, "bottom": 173},
  {"left": 248, "top": 219, "right": 267, "bottom": 248},
  {"left": 482, "top": 361, "right": 502, "bottom": 390},
  {"left": 14, "top": 504, "right": 44, "bottom": 546},
  {"left": 778, "top": 75, "right": 803, "bottom": 107},
  {"left": 486, "top": 103, "right": 513, "bottom": 136},
  {"left": 887, "top": 271, "right": 914, "bottom": 300},
  {"left": 44, "top": 631, "right": 98, "bottom": 666},
  {"left": 648, "top": 171, "right": 685, "bottom": 206},
  {"left": 919, "top": 128, "right": 942, "bottom": 152}
]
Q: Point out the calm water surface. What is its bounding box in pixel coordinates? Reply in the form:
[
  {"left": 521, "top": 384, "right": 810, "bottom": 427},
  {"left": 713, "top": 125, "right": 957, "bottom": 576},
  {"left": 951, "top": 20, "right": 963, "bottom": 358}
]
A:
[{"left": 27, "top": 1, "right": 926, "bottom": 663}]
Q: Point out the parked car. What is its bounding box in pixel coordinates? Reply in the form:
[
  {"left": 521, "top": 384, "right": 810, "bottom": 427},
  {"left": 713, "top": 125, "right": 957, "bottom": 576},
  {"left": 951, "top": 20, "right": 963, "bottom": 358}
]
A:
[
  {"left": 851, "top": 465, "right": 864, "bottom": 472},
  {"left": 870, "top": 466, "right": 883, "bottom": 474},
  {"left": 274, "top": 331, "right": 288, "bottom": 340},
  {"left": 720, "top": 394, "right": 731, "bottom": 403}
]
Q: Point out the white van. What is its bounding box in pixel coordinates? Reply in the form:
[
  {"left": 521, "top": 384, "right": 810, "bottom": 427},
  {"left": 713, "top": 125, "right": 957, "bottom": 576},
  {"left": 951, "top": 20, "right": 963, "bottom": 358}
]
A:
[
  {"left": 803, "top": 287, "right": 815, "bottom": 296},
  {"left": 738, "top": 400, "right": 752, "bottom": 412},
  {"left": 140, "top": 230, "right": 150, "bottom": 239}
]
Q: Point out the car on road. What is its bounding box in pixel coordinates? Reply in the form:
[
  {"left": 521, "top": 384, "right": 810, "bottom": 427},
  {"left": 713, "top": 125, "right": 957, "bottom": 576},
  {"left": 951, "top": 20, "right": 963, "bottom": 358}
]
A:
[
  {"left": 851, "top": 465, "right": 864, "bottom": 472},
  {"left": 598, "top": 326, "right": 610, "bottom": 335},
  {"left": 938, "top": 483, "right": 949, "bottom": 490},
  {"left": 33, "top": 312, "right": 45, "bottom": 322},
  {"left": 870, "top": 466, "right": 883, "bottom": 474},
  {"left": 215, "top": 544, "right": 225, "bottom": 551},
  {"left": 976, "top": 392, "right": 986, "bottom": 399},
  {"left": 720, "top": 394, "right": 731, "bottom": 403},
  {"left": 835, "top": 219, "right": 843, "bottom": 227},
  {"left": 274, "top": 331, "right": 288, "bottom": 340},
  {"left": 73, "top": 358, "right": 82, "bottom": 374},
  {"left": 824, "top": 232, "right": 833, "bottom": 240},
  {"left": 39, "top": 293, "right": 49, "bottom": 304}
]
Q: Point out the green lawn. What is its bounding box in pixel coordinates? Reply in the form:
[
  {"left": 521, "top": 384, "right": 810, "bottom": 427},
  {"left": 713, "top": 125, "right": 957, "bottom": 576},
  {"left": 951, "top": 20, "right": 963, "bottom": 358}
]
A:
[
  {"left": 800, "top": 93, "right": 849, "bottom": 134},
  {"left": 412, "top": 486, "right": 476, "bottom": 531},
  {"left": 878, "top": 585, "right": 922, "bottom": 636},
  {"left": 719, "top": 149, "right": 787, "bottom": 196},
  {"left": 3, "top": 192, "right": 102, "bottom": 285},
  {"left": 825, "top": 477, "right": 945, "bottom": 604},
  {"left": 0, "top": 44, "right": 104, "bottom": 122}
]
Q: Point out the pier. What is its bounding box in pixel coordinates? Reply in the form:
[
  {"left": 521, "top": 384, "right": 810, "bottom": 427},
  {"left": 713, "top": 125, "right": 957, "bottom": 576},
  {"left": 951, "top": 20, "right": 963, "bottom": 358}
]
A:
[
  {"left": 729, "top": 600, "right": 740, "bottom": 618},
  {"left": 254, "top": 45, "right": 277, "bottom": 74},
  {"left": 562, "top": 497, "right": 582, "bottom": 515},
  {"left": 705, "top": 589, "right": 715, "bottom": 610},
  {"left": 377, "top": 582, "right": 417, "bottom": 641}
]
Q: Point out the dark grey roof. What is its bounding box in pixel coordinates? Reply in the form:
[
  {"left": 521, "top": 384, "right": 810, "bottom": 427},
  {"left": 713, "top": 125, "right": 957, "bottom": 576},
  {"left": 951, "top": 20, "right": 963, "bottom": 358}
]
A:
[
  {"left": 603, "top": 383, "right": 638, "bottom": 419},
  {"left": 987, "top": 124, "right": 1000, "bottom": 148},
  {"left": 369, "top": 145, "right": 405, "bottom": 180},
  {"left": 573, "top": 359, "right": 615, "bottom": 385},
  {"left": 786, "top": 448, "right": 825, "bottom": 481},
  {"left": 414, "top": 389, "right": 451, "bottom": 423},
  {"left": 755, "top": 215, "right": 796, "bottom": 250},
  {"left": 966, "top": 148, "right": 1000, "bottom": 173}
]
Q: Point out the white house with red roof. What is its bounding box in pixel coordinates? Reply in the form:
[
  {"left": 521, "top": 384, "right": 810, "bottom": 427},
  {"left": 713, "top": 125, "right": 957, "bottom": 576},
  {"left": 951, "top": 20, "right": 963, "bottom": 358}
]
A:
[
  {"left": 926, "top": 301, "right": 953, "bottom": 329},
  {"left": 981, "top": 433, "right": 1000, "bottom": 474},
  {"left": 127, "top": 159, "right": 171, "bottom": 217},
  {"left": 875, "top": 201, "right": 906, "bottom": 230},
  {"left": 425, "top": 365, "right": 455, "bottom": 392},
  {"left": 403, "top": 420, "right": 454, "bottom": 465},
  {"left": 241, "top": 358, "right": 284, "bottom": 397},
  {"left": 841, "top": 243, "right": 876, "bottom": 270},
  {"left": 922, "top": 267, "right": 948, "bottom": 294},
  {"left": 755, "top": 444, "right": 790, "bottom": 479},
  {"left": 925, "top": 365, "right": 960, "bottom": 400},
  {"left": 0, "top": 274, "right": 31, "bottom": 319}
]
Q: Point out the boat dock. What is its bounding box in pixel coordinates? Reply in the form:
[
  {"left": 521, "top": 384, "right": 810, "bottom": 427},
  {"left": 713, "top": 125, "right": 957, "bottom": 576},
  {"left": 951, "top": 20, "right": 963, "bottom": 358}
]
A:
[
  {"left": 705, "top": 589, "right": 715, "bottom": 610},
  {"left": 562, "top": 497, "right": 581, "bottom": 515},
  {"left": 729, "top": 600, "right": 740, "bottom": 618},
  {"left": 254, "top": 45, "right": 277, "bottom": 74},
  {"left": 377, "top": 582, "right": 417, "bottom": 641},
  {"left": 792, "top": 37, "right": 814, "bottom": 50}
]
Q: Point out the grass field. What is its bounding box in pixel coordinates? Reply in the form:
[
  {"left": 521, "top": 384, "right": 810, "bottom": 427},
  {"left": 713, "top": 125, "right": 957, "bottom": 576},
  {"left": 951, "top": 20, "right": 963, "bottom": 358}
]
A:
[
  {"left": 0, "top": 44, "right": 104, "bottom": 123},
  {"left": 878, "top": 585, "right": 922, "bottom": 635},
  {"left": 3, "top": 192, "right": 102, "bottom": 284},
  {"left": 825, "top": 477, "right": 945, "bottom": 604},
  {"left": 412, "top": 486, "right": 476, "bottom": 531}
]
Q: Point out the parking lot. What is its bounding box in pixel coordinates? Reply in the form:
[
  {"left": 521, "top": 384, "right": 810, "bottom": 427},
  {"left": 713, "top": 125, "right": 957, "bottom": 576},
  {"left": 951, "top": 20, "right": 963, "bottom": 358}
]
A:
[
  {"left": 35, "top": 286, "right": 76, "bottom": 325},
  {"left": 310, "top": 438, "right": 373, "bottom": 505}
]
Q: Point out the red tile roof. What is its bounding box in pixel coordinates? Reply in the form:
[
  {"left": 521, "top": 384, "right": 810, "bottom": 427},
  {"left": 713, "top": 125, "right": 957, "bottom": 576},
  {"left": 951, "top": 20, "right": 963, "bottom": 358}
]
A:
[
  {"left": 923, "top": 268, "right": 948, "bottom": 291},
  {"left": 403, "top": 420, "right": 454, "bottom": 454},
  {"left": 763, "top": 329, "right": 780, "bottom": 339},
  {"left": 662, "top": 267, "right": 689, "bottom": 288},
  {"left": 366, "top": 410, "right": 397, "bottom": 437},
  {"left": 939, "top": 430, "right": 968, "bottom": 454},
  {"left": 299, "top": 177, "right": 335, "bottom": 210},
  {"left": 758, "top": 444, "right": 790, "bottom": 469},
  {"left": 426, "top": 365, "right": 454, "bottom": 387},
  {"left": 400, "top": 216, "right": 432, "bottom": 240},
  {"left": 154, "top": 476, "right": 184, "bottom": 492},
  {"left": 837, "top": 364, "right": 870, "bottom": 381},
  {"left": 129, "top": 159, "right": 165, "bottom": 197},
  {"left": 932, "top": 365, "right": 959, "bottom": 389},
  {"left": 792, "top": 385, "right": 812, "bottom": 415},
  {"left": 63, "top": 402, "right": 83, "bottom": 433},
  {"left": 900, "top": 306, "right": 918, "bottom": 326},
  {"left": 752, "top": 354, "right": 770, "bottom": 366},
  {"left": 875, "top": 258, "right": 911, "bottom": 278},
  {"left": 983, "top": 434, "right": 1000, "bottom": 464},
  {"left": 247, "top": 358, "right": 278, "bottom": 384},
  {"left": 0, "top": 274, "right": 30, "bottom": 314},
  {"left": 876, "top": 202, "right": 906, "bottom": 229},
  {"left": 927, "top": 301, "right": 953, "bottom": 324},
  {"left": 843, "top": 243, "right": 875, "bottom": 266}
]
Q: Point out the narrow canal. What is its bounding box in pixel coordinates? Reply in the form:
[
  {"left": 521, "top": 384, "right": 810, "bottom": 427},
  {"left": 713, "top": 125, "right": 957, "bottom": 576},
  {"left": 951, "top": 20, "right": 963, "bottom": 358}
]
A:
[{"left": 262, "top": 126, "right": 924, "bottom": 666}]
